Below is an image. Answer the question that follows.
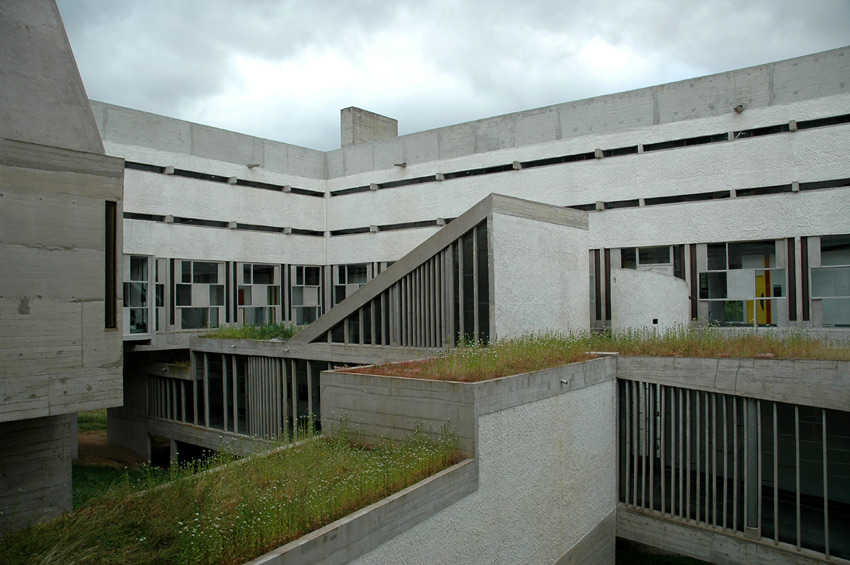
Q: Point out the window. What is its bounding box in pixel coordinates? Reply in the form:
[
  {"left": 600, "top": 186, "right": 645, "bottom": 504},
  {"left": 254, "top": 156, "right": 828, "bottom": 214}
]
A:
[
  {"left": 292, "top": 265, "right": 322, "bottom": 324},
  {"left": 237, "top": 263, "right": 280, "bottom": 325},
  {"left": 175, "top": 260, "right": 223, "bottom": 330},
  {"left": 699, "top": 241, "right": 785, "bottom": 326},
  {"left": 105, "top": 202, "right": 117, "bottom": 328},
  {"left": 123, "top": 255, "right": 149, "bottom": 335},
  {"left": 811, "top": 235, "right": 850, "bottom": 327},
  {"left": 333, "top": 264, "right": 370, "bottom": 305}
]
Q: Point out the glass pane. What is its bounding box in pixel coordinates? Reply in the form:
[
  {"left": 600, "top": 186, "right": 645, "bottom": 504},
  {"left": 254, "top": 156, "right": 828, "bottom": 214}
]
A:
[
  {"left": 295, "top": 266, "right": 303, "bottom": 286},
  {"left": 822, "top": 298, "right": 850, "bottom": 327},
  {"left": 334, "top": 285, "right": 346, "bottom": 305},
  {"left": 757, "top": 270, "right": 785, "bottom": 298},
  {"left": 243, "top": 264, "right": 252, "bottom": 284},
  {"left": 267, "top": 286, "right": 280, "bottom": 306},
  {"left": 699, "top": 272, "right": 727, "bottom": 299},
  {"left": 182, "top": 261, "right": 192, "bottom": 283},
  {"left": 304, "top": 266, "right": 320, "bottom": 286},
  {"left": 176, "top": 284, "right": 192, "bottom": 306},
  {"left": 708, "top": 300, "right": 744, "bottom": 325},
  {"left": 130, "top": 256, "right": 147, "bottom": 281},
  {"left": 728, "top": 240, "right": 775, "bottom": 269},
  {"left": 812, "top": 267, "right": 850, "bottom": 298},
  {"left": 477, "top": 224, "right": 489, "bottom": 343},
  {"left": 462, "top": 231, "right": 475, "bottom": 341},
  {"left": 209, "top": 308, "right": 220, "bottom": 328},
  {"left": 291, "top": 286, "right": 303, "bottom": 306},
  {"left": 253, "top": 264, "right": 274, "bottom": 285},
  {"left": 181, "top": 307, "right": 208, "bottom": 329},
  {"left": 128, "top": 282, "right": 147, "bottom": 307},
  {"left": 336, "top": 266, "right": 346, "bottom": 284},
  {"left": 193, "top": 262, "right": 219, "bottom": 284},
  {"left": 209, "top": 285, "right": 224, "bottom": 306},
  {"left": 821, "top": 235, "right": 850, "bottom": 266},
  {"left": 129, "top": 308, "right": 148, "bottom": 334},
  {"left": 638, "top": 246, "right": 671, "bottom": 265},
  {"left": 347, "top": 314, "right": 360, "bottom": 344},
  {"left": 348, "top": 264, "right": 367, "bottom": 284},
  {"left": 238, "top": 286, "right": 252, "bottom": 306},
  {"left": 707, "top": 243, "right": 726, "bottom": 270},
  {"left": 621, "top": 248, "right": 636, "bottom": 269},
  {"left": 156, "top": 284, "right": 164, "bottom": 307}
]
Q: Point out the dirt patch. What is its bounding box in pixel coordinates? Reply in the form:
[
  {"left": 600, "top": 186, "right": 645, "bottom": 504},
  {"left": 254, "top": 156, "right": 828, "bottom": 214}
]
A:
[{"left": 76, "top": 431, "right": 146, "bottom": 468}]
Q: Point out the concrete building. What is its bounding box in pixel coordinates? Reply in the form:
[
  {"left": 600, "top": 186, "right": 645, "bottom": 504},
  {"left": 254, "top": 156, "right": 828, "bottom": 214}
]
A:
[
  {"left": 0, "top": 0, "right": 124, "bottom": 529},
  {"left": 2, "top": 2, "right": 849, "bottom": 561}
]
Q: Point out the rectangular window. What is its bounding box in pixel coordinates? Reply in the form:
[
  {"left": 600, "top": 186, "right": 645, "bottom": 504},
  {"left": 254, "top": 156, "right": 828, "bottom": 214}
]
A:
[
  {"left": 253, "top": 264, "right": 274, "bottom": 285},
  {"left": 238, "top": 286, "right": 252, "bottom": 306},
  {"left": 193, "top": 262, "right": 219, "bottom": 284},
  {"left": 176, "top": 284, "right": 192, "bottom": 306},
  {"left": 181, "top": 307, "right": 209, "bottom": 330},
  {"left": 210, "top": 285, "right": 225, "bottom": 306},
  {"left": 105, "top": 201, "right": 117, "bottom": 328},
  {"left": 267, "top": 286, "right": 280, "bottom": 306},
  {"left": 243, "top": 263, "right": 252, "bottom": 284},
  {"left": 182, "top": 261, "right": 192, "bottom": 283},
  {"left": 638, "top": 246, "right": 671, "bottom": 265}
]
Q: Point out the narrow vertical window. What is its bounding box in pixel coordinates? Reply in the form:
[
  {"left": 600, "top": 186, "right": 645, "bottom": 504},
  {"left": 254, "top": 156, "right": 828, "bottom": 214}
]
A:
[{"left": 104, "top": 201, "right": 117, "bottom": 328}]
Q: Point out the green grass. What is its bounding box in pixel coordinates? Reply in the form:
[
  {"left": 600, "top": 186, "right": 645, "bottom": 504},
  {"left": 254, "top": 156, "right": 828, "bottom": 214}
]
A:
[
  {"left": 1, "top": 424, "right": 459, "bottom": 565},
  {"left": 202, "top": 322, "right": 302, "bottom": 341},
  {"left": 73, "top": 465, "right": 171, "bottom": 510},
  {"left": 77, "top": 409, "right": 108, "bottom": 433},
  {"left": 347, "top": 326, "right": 850, "bottom": 382}
]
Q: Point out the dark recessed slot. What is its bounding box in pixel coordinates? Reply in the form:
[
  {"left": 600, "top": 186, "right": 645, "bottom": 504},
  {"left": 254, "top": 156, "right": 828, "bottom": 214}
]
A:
[
  {"left": 799, "top": 177, "right": 850, "bottom": 191},
  {"left": 643, "top": 133, "right": 728, "bottom": 152},
  {"left": 379, "top": 176, "right": 437, "bottom": 190},
  {"left": 602, "top": 146, "right": 639, "bottom": 157},
  {"left": 568, "top": 204, "right": 597, "bottom": 212},
  {"left": 236, "top": 179, "right": 283, "bottom": 191},
  {"left": 734, "top": 124, "right": 790, "bottom": 139},
  {"left": 644, "top": 191, "right": 730, "bottom": 206},
  {"left": 604, "top": 199, "right": 640, "bottom": 210},
  {"left": 796, "top": 113, "right": 850, "bottom": 130},
  {"left": 289, "top": 187, "right": 324, "bottom": 197},
  {"left": 123, "top": 212, "right": 165, "bottom": 222},
  {"left": 289, "top": 228, "right": 324, "bottom": 237},
  {"left": 125, "top": 161, "right": 164, "bottom": 173},
  {"left": 172, "top": 169, "right": 229, "bottom": 183},
  {"left": 235, "top": 223, "right": 285, "bottom": 233},
  {"left": 735, "top": 184, "right": 792, "bottom": 197},
  {"left": 379, "top": 220, "right": 439, "bottom": 232},
  {"left": 442, "top": 164, "right": 514, "bottom": 180},
  {"left": 329, "top": 227, "right": 371, "bottom": 236},
  {"left": 172, "top": 217, "right": 229, "bottom": 228},
  {"left": 330, "top": 186, "right": 371, "bottom": 196}
]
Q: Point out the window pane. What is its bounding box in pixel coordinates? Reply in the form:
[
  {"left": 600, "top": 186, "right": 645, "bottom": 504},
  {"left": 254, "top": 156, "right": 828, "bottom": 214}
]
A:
[
  {"left": 243, "top": 264, "right": 252, "bottom": 284},
  {"left": 707, "top": 243, "right": 726, "bottom": 270},
  {"left": 812, "top": 267, "right": 850, "bottom": 298},
  {"left": 210, "top": 285, "right": 224, "bottom": 306},
  {"left": 193, "top": 262, "right": 219, "bottom": 284},
  {"left": 822, "top": 298, "right": 850, "bottom": 327},
  {"left": 336, "top": 266, "right": 346, "bottom": 285},
  {"left": 621, "top": 248, "right": 636, "bottom": 269},
  {"left": 129, "top": 308, "right": 148, "bottom": 334},
  {"left": 156, "top": 284, "right": 164, "bottom": 307},
  {"left": 348, "top": 264, "right": 367, "bottom": 284},
  {"left": 253, "top": 264, "right": 274, "bottom": 285},
  {"left": 176, "top": 284, "right": 192, "bottom": 306},
  {"left": 821, "top": 235, "right": 850, "bottom": 267},
  {"left": 305, "top": 266, "right": 320, "bottom": 286},
  {"left": 128, "top": 282, "right": 147, "bottom": 307},
  {"left": 181, "top": 307, "right": 208, "bottom": 329},
  {"left": 708, "top": 300, "right": 745, "bottom": 325},
  {"left": 182, "top": 261, "right": 192, "bottom": 283},
  {"left": 638, "top": 246, "right": 671, "bottom": 265},
  {"left": 130, "top": 256, "right": 147, "bottom": 281},
  {"left": 238, "top": 286, "right": 252, "bottom": 306},
  {"left": 291, "top": 286, "right": 303, "bottom": 306},
  {"left": 267, "top": 286, "right": 280, "bottom": 306},
  {"left": 728, "top": 240, "right": 775, "bottom": 269},
  {"left": 334, "top": 286, "right": 346, "bottom": 305},
  {"left": 699, "top": 272, "right": 727, "bottom": 299}
]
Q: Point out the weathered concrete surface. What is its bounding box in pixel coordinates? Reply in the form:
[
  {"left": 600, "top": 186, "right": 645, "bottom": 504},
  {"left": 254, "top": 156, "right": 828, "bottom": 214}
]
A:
[
  {"left": 611, "top": 268, "right": 690, "bottom": 332},
  {"left": 249, "top": 459, "right": 478, "bottom": 565},
  {"left": 0, "top": 415, "right": 73, "bottom": 531},
  {"left": 0, "top": 0, "right": 103, "bottom": 153},
  {"left": 556, "top": 509, "right": 617, "bottom": 565},
  {"left": 341, "top": 107, "right": 398, "bottom": 147},
  {"left": 618, "top": 507, "right": 833, "bottom": 565},
  {"left": 617, "top": 356, "right": 850, "bottom": 412}
]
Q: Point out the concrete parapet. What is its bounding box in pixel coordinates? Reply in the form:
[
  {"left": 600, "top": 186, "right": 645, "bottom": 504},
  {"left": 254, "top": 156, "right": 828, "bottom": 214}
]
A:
[{"left": 617, "top": 356, "right": 850, "bottom": 411}]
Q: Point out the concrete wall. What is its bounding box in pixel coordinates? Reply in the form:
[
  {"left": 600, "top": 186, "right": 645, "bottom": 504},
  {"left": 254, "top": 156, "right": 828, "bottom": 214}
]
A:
[
  {"left": 0, "top": 415, "right": 73, "bottom": 531},
  {"left": 611, "top": 268, "right": 690, "bottom": 332},
  {"left": 0, "top": 0, "right": 103, "bottom": 154},
  {"left": 317, "top": 357, "right": 617, "bottom": 564},
  {"left": 325, "top": 47, "right": 850, "bottom": 176},
  {"left": 341, "top": 107, "right": 398, "bottom": 147},
  {"left": 349, "top": 379, "right": 617, "bottom": 565},
  {"left": 491, "top": 210, "right": 589, "bottom": 338}
]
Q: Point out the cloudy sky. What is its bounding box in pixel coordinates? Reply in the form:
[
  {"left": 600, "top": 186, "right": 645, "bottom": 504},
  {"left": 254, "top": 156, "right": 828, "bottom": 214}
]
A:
[{"left": 56, "top": 0, "right": 850, "bottom": 151}]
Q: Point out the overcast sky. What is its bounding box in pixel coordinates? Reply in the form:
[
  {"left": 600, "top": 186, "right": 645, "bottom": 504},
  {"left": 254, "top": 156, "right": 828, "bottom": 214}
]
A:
[{"left": 56, "top": 0, "right": 850, "bottom": 151}]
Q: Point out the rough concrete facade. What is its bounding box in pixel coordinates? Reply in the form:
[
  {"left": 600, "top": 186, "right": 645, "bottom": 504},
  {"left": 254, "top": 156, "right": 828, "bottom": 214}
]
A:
[{"left": 0, "top": 0, "right": 124, "bottom": 530}]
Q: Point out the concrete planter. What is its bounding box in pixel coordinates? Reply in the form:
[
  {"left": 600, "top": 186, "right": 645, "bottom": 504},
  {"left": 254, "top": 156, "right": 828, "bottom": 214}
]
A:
[{"left": 321, "top": 356, "right": 616, "bottom": 458}]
